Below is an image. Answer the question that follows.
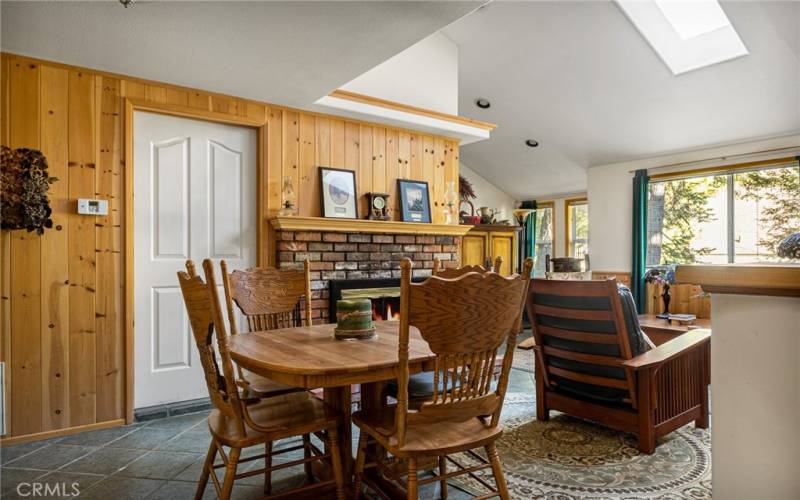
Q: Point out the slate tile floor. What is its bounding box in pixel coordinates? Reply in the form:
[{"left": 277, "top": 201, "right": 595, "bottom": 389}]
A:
[{"left": 0, "top": 369, "right": 535, "bottom": 499}]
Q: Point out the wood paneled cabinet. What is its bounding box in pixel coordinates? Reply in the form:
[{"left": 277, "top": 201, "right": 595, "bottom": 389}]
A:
[{"left": 461, "top": 225, "right": 522, "bottom": 276}]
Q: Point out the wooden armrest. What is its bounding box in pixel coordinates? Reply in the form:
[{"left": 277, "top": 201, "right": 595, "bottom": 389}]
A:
[
  {"left": 623, "top": 329, "right": 710, "bottom": 371},
  {"left": 517, "top": 337, "right": 537, "bottom": 350}
]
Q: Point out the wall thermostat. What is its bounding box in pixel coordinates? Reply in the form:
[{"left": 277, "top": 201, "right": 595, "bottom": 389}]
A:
[{"left": 77, "top": 198, "right": 108, "bottom": 215}]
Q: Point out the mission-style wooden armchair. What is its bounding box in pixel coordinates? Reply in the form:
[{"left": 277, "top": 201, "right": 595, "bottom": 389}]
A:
[
  {"left": 522, "top": 278, "right": 710, "bottom": 454},
  {"left": 178, "top": 260, "right": 345, "bottom": 500},
  {"left": 353, "top": 258, "right": 533, "bottom": 500}
]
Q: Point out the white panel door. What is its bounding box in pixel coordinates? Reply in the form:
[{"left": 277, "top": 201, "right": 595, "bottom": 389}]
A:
[{"left": 134, "top": 111, "right": 255, "bottom": 409}]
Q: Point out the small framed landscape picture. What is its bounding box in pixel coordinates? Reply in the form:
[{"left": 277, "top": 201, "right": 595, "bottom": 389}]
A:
[
  {"left": 319, "top": 167, "right": 358, "bottom": 219},
  {"left": 398, "top": 179, "right": 432, "bottom": 223}
]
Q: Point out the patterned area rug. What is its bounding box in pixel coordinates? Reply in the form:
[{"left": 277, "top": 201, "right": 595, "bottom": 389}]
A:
[{"left": 452, "top": 395, "right": 712, "bottom": 499}]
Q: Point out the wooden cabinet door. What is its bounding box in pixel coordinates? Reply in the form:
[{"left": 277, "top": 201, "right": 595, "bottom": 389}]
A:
[
  {"left": 489, "top": 232, "right": 515, "bottom": 275},
  {"left": 461, "top": 233, "right": 487, "bottom": 268}
]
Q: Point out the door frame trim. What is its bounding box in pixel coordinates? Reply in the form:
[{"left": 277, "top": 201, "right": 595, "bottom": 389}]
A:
[{"left": 124, "top": 97, "right": 266, "bottom": 423}]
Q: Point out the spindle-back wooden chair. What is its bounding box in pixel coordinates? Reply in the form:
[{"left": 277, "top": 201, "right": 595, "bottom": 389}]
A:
[
  {"left": 178, "top": 260, "right": 345, "bottom": 500},
  {"left": 524, "top": 278, "right": 710, "bottom": 453},
  {"left": 389, "top": 256, "right": 506, "bottom": 404},
  {"left": 221, "top": 261, "right": 316, "bottom": 489},
  {"left": 219, "top": 260, "right": 310, "bottom": 398},
  {"left": 353, "top": 257, "right": 533, "bottom": 500}
]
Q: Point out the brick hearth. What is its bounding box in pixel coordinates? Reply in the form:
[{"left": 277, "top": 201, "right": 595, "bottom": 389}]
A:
[{"left": 275, "top": 230, "right": 461, "bottom": 323}]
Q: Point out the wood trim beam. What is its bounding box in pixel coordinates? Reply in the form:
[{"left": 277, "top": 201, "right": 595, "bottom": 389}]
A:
[
  {"left": 649, "top": 156, "right": 798, "bottom": 182},
  {"left": 270, "top": 217, "right": 472, "bottom": 236},
  {"left": 329, "top": 89, "right": 497, "bottom": 131},
  {"left": 0, "top": 419, "right": 125, "bottom": 446}
]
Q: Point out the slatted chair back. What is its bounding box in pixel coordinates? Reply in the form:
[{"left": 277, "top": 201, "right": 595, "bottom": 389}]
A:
[
  {"left": 177, "top": 260, "right": 245, "bottom": 435},
  {"left": 394, "top": 258, "right": 533, "bottom": 446},
  {"left": 432, "top": 255, "right": 503, "bottom": 278},
  {"left": 526, "top": 278, "right": 642, "bottom": 409},
  {"left": 222, "top": 260, "right": 312, "bottom": 334}
]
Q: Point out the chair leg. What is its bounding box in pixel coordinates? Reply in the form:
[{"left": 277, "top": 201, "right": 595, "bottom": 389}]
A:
[
  {"left": 438, "top": 455, "right": 448, "bottom": 499},
  {"left": 353, "top": 432, "right": 368, "bottom": 500},
  {"left": 486, "top": 443, "right": 509, "bottom": 500},
  {"left": 195, "top": 439, "right": 217, "bottom": 500},
  {"left": 219, "top": 446, "right": 241, "bottom": 500},
  {"left": 406, "top": 458, "right": 418, "bottom": 500},
  {"left": 264, "top": 441, "right": 273, "bottom": 495},
  {"left": 327, "top": 428, "right": 346, "bottom": 500},
  {"left": 302, "top": 433, "right": 314, "bottom": 484}
]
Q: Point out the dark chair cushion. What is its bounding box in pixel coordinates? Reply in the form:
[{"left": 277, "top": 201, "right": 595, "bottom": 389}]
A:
[
  {"left": 617, "top": 284, "right": 654, "bottom": 355},
  {"left": 385, "top": 371, "right": 461, "bottom": 400}
]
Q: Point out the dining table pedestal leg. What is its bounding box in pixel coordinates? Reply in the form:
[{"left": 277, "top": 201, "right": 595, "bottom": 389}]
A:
[{"left": 323, "top": 385, "right": 353, "bottom": 481}]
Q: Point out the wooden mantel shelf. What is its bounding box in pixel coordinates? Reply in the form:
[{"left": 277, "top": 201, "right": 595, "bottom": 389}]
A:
[
  {"left": 676, "top": 264, "right": 800, "bottom": 297},
  {"left": 270, "top": 216, "right": 473, "bottom": 236}
]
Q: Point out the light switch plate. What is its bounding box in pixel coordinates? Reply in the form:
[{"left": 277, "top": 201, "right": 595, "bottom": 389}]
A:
[{"left": 77, "top": 198, "right": 108, "bottom": 215}]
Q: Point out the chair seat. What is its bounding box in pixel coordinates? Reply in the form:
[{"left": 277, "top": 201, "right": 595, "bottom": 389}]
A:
[
  {"left": 208, "top": 391, "right": 341, "bottom": 448},
  {"left": 385, "top": 372, "right": 459, "bottom": 400},
  {"left": 352, "top": 406, "right": 503, "bottom": 458},
  {"left": 241, "top": 370, "right": 303, "bottom": 398},
  {"left": 386, "top": 362, "right": 502, "bottom": 401}
]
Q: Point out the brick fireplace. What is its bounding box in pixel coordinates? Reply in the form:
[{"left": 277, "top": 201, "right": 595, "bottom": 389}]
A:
[{"left": 275, "top": 230, "right": 461, "bottom": 323}]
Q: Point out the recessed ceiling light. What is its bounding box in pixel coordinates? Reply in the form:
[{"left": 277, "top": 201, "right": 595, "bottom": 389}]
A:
[
  {"left": 615, "top": 0, "right": 748, "bottom": 75},
  {"left": 475, "top": 98, "right": 491, "bottom": 109},
  {"left": 525, "top": 139, "right": 539, "bottom": 148}
]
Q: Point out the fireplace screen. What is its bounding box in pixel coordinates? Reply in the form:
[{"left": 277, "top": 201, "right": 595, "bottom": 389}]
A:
[{"left": 328, "top": 277, "right": 425, "bottom": 323}]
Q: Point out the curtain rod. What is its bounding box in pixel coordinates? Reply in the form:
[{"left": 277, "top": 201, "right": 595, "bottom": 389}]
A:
[{"left": 626, "top": 146, "right": 800, "bottom": 174}]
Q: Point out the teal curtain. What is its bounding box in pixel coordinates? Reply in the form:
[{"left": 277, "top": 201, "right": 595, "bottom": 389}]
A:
[
  {"left": 631, "top": 170, "right": 649, "bottom": 312},
  {"left": 520, "top": 200, "right": 537, "bottom": 275}
]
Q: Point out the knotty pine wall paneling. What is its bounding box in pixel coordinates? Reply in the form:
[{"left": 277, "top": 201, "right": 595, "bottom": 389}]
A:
[{"left": 0, "top": 52, "right": 460, "bottom": 440}]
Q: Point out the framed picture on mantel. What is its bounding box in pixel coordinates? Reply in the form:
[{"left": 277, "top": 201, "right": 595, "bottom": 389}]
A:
[
  {"left": 398, "top": 179, "right": 432, "bottom": 223},
  {"left": 319, "top": 167, "right": 358, "bottom": 219}
]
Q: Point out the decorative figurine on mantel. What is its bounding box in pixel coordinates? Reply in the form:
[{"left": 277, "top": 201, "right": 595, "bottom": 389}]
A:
[
  {"left": 458, "top": 174, "right": 480, "bottom": 224},
  {"left": 366, "top": 192, "right": 390, "bottom": 220},
  {"left": 278, "top": 175, "right": 298, "bottom": 216}
]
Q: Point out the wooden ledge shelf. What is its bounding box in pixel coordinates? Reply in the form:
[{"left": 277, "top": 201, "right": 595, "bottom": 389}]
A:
[
  {"left": 270, "top": 216, "right": 473, "bottom": 236},
  {"left": 676, "top": 264, "right": 800, "bottom": 297}
]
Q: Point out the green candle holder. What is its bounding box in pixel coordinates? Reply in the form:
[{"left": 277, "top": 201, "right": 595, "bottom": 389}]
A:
[{"left": 334, "top": 299, "right": 376, "bottom": 340}]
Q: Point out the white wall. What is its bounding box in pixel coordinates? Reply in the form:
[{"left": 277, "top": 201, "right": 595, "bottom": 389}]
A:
[
  {"left": 460, "top": 163, "right": 517, "bottom": 223},
  {"left": 711, "top": 293, "right": 800, "bottom": 500},
  {"left": 587, "top": 135, "right": 800, "bottom": 272},
  {"left": 341, "top": 32, "right": 459, "bottom": 115}
]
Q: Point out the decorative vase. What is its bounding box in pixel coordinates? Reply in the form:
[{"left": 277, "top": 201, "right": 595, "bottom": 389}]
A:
[{"left": 662, "top": 285, "right": 671, "bottom": 316}]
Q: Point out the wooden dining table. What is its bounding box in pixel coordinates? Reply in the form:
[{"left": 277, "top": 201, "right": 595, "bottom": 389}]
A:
[{"left": 228, "top": 320, "right": 435, "bottom": 495}]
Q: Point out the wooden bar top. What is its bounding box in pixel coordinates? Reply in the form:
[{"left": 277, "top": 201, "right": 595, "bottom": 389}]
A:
[{"left": 676, "top": 264, "right": 800, "bottom": 297}]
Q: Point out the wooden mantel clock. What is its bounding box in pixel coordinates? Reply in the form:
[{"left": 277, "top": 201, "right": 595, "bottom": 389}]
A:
[{"left": 366, "top": 192, "right": 391, "bottom": 220}]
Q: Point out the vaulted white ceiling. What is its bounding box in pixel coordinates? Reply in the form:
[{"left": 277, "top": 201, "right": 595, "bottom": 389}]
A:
[
  {"left": 0, "top": 1, "right": 479, "bottom": 108},
  {"left": 444, "top": 1, "right": 800, "bottom": 199}
]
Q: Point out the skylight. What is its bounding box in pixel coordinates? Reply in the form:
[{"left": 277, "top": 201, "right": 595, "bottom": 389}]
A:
[{"left": 616, "top": 0, "right": 748, "bottom": 75}]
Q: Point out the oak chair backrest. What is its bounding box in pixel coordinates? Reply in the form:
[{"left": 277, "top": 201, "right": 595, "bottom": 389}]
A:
[
  {"left": 177, "top": 260, "right": 246, "bottom": 434},
  {"left": 394, "top": 258, "right": 533, "bottom": 446},
  {"left": 222, "top": 260, "right": 313, "bottom": 334},
  {"left": 526, "top": 278, "right": 638, "bottom": 408},
  {"left": 432, "top": 255, "right": 503, "bottom": 278}
]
